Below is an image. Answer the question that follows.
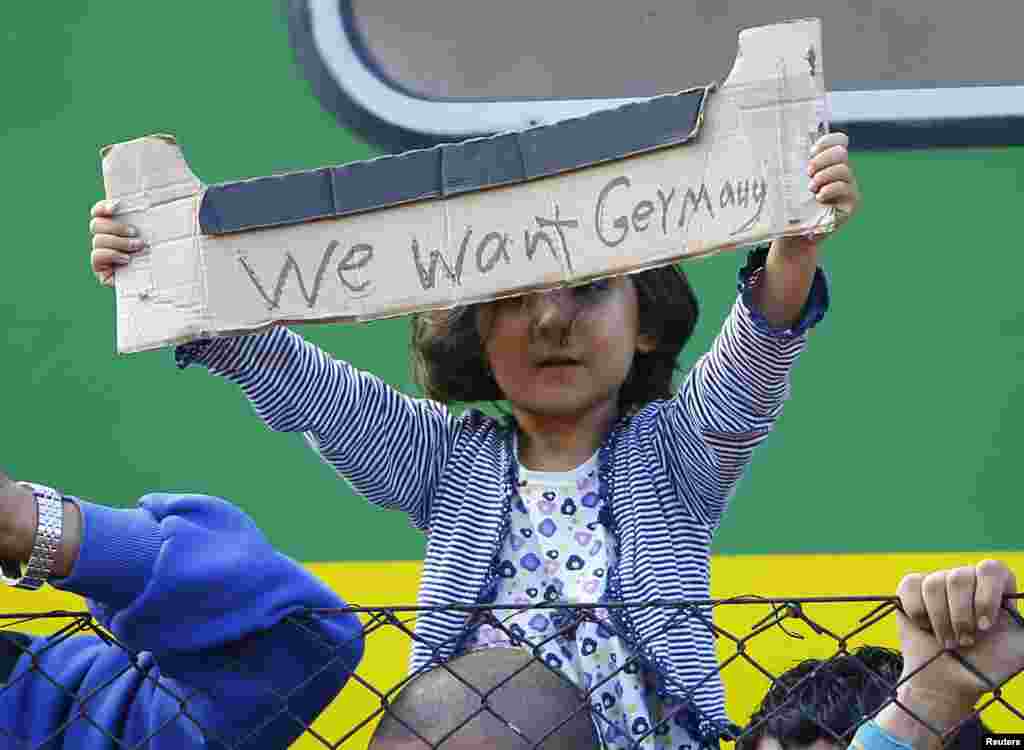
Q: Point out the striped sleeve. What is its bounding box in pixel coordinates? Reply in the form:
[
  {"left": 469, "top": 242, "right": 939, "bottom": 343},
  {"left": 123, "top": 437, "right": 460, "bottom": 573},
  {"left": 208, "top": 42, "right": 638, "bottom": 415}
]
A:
[
  {"left": 655, "top": 262, "right": 827, "bottom": 524},
  {"left": 187, "top": 328, "right": 458, "bottom": 531}
]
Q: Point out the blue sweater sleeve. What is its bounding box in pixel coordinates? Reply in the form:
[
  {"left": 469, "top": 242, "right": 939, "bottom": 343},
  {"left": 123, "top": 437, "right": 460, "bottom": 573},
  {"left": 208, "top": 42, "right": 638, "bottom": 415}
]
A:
[{"left": 0, "top": 494, "right": 364, "bottom": 749}]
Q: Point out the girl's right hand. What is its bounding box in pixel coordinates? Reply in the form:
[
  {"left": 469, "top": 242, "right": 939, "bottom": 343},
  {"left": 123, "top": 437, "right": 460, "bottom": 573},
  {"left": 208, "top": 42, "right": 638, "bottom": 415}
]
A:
[{"left": 89, "top": 200, "right": 146, "bottom": 287}]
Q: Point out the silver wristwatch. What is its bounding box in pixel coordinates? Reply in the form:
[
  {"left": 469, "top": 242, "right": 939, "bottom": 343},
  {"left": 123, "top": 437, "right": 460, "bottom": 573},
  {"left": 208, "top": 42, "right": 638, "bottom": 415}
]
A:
[{"left": 0, "top": 483, "right": 64, "bottom": 590}]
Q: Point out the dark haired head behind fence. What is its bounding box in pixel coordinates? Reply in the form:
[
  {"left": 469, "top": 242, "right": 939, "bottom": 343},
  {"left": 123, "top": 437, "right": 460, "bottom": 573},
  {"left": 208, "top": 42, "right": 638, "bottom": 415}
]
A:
[{"left": 736, "top": 646, "right": 989, "bottom": 750}]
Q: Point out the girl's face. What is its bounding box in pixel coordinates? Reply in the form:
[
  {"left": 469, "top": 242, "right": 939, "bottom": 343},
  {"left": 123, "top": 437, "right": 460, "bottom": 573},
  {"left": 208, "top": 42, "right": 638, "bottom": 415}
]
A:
[{"left": 478, "top": 277, "right": 655, "bottom": 420}]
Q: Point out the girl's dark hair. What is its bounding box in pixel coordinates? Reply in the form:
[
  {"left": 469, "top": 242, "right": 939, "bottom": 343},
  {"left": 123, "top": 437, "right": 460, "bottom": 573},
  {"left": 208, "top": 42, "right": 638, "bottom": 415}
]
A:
[{"left": 410, "top": 265, "right": 700, "bottom": 414}]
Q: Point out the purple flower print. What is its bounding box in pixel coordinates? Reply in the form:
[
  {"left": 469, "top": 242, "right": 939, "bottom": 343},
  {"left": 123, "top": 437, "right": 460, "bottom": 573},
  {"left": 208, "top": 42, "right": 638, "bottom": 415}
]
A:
[
  {"left": 520, "top": 553, "right": 542, "bottom": 572},
  {"left": 528, "top": 613, "right": 550, "bottom": 632}
]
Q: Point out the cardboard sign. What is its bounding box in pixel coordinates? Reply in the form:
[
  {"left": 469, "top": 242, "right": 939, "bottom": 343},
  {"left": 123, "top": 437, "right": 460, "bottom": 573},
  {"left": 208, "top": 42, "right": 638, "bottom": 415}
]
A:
[{"left": 103, "top": 18, "right": 833, "bottom": 354}]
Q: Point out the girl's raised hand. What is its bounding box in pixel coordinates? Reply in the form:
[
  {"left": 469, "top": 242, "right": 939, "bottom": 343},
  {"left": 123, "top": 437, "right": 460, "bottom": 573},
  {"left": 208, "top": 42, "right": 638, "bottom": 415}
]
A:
[
  {"left": 89, "top": 200, "right": 146, "bottom": 287},
  {"left": 808, "top": 131, "right": 860, "bottom": 227}
]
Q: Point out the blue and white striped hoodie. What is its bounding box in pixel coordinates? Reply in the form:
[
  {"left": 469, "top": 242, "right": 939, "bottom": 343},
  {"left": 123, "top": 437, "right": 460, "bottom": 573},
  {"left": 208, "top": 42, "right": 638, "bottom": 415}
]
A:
[{"left": 178, "top": 248, "right": 829, "bottom": 742}]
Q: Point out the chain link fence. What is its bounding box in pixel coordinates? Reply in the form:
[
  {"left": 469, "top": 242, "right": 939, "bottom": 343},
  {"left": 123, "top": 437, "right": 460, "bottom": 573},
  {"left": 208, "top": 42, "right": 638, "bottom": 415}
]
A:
[{"left": 2, "top": 595, "right": 1021, "bottom": 749}]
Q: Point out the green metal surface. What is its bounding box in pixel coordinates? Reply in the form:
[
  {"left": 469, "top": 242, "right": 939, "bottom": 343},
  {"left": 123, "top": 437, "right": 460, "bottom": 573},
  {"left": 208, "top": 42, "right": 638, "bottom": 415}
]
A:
[{"left": 4, "top": 2, "right": 1021, "bottom": 560}]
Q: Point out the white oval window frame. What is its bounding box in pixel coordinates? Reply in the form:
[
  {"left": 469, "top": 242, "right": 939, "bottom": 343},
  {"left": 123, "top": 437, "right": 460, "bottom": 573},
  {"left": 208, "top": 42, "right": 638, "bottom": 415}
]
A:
[{"left": 289, "top": 0, "right": 1024, "bottom": 153}]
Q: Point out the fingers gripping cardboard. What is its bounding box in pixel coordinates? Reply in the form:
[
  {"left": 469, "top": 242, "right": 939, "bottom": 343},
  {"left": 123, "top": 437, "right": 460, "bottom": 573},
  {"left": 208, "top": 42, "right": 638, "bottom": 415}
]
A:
[
  {"left": 102, "top": 135, "right": 208, "bottom": 353},
  {"left": 103, "top": 19, "right": 833, "bottom": 354}
]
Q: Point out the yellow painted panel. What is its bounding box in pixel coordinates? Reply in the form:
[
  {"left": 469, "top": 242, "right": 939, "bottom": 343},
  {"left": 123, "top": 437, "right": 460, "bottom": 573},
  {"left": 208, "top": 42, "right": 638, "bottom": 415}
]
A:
[
  {"left": 301, "top": 553, "right": 1024, "bottom": 746},
  {"left": 1, "top": 553, "right": 1020, "bottom": 748}
]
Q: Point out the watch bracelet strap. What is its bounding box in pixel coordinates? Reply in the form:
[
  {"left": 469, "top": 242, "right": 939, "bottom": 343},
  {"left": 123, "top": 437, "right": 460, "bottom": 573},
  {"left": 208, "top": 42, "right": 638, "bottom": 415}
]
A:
[{"left": 4, "top": 483, "right": 64, "bottom": 590}]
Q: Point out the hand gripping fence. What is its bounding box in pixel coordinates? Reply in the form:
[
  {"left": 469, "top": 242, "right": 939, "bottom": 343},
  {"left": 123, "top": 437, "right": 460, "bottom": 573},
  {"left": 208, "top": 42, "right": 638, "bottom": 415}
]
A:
[{"left": 1, "top": 595, "right": 1021, "bottom": 749}]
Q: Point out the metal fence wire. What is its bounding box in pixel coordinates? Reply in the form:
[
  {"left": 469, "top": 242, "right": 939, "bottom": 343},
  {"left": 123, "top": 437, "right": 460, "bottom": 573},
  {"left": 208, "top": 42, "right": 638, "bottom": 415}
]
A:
[{"left": 1, "top": 595, "right": 1021, "bottom": 749}]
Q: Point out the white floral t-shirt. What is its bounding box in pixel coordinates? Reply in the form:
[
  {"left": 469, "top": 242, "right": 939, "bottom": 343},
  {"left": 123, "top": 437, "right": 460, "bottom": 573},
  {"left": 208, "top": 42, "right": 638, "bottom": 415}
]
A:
[{"left": 463, "top": 446, "right": 700, "bottom": 749}]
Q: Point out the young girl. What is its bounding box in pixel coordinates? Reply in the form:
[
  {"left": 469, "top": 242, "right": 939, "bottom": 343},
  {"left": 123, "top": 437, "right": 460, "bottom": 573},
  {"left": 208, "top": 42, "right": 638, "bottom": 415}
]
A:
[{"left": 89, "top": 132, "right": 859, "bottom": 749}]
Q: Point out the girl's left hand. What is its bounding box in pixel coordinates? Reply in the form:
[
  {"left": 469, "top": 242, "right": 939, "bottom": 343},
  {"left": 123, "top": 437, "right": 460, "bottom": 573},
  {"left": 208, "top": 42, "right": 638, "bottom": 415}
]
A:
[{"left": 809, "top": 131, "right": 860, "bottom": 228}]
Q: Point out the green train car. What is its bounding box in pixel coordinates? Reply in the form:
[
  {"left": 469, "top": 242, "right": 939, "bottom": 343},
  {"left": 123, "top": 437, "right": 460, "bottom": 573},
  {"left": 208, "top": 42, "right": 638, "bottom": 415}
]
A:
[{"left": 5, "top": 1, "right": 1023, "bottom": 743}]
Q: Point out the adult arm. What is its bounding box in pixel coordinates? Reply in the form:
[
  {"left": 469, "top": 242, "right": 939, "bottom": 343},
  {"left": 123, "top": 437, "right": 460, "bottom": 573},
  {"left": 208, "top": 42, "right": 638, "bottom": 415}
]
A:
[
  {"left": 858, "top": 561, "right": 1023, "bottom": 750},
  {"left": 0, "top": 475, "right": 364, "bottom": 748}
]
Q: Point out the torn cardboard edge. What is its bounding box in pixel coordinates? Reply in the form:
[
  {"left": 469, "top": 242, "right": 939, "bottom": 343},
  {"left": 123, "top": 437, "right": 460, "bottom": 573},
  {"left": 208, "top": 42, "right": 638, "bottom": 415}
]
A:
[{"left": 103, "top": 18, "right": 834, "bottom": 354}]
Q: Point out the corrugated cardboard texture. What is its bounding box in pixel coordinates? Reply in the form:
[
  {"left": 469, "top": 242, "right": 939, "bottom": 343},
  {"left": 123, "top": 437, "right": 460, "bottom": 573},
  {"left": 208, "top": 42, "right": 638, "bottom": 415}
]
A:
[
  {"left": 199, "top": 89, "right": 708, "bottom": 234},
  {"left": 104, "top": 18, "right": 834, "bottom": 353}
]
